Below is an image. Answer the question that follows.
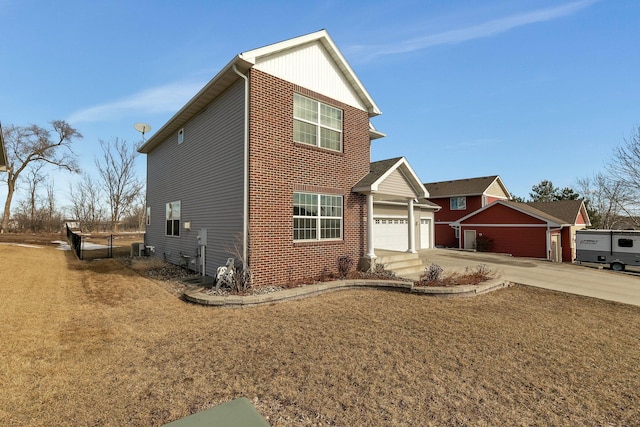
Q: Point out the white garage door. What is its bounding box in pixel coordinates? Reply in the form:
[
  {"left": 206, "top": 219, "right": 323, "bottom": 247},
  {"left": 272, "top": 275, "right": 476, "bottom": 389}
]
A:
[{"left": 374, "top": 218, "right": 408, "bottom": 251}]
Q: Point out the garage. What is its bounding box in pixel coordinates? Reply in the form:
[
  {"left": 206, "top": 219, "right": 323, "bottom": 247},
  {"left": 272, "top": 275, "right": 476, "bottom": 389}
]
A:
[{"left": 374, "top": 218, "right": 408, "bottom": 251}]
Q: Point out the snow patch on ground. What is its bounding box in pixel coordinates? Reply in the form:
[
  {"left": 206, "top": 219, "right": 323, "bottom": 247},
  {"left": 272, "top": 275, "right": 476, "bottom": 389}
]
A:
[
  {"left": 51, "top": 240, "right": 119, "bottom": 251},
  {"left": 0, "top": 242, "right": 43, "bottom": 249}
]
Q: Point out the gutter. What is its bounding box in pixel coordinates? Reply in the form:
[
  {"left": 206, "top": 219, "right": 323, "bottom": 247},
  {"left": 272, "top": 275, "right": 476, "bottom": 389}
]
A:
[{"left": 233, "top": 65, "right": 249, "bottom": 270}]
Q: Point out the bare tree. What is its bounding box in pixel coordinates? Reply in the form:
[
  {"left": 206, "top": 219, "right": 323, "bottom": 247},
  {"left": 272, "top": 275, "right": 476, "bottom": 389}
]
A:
[
  {"left": 95, "top": 138, "right": 143, "bottom": 232},
  {"left": 45, "top": 179, "right": 59, "bottom": 232},
  {"left": 576, "top": 173, "right": 637, "bottom": 229},
  {"left": 69, "top": 174, "right": 105, "bottom": 232},
  {"left": 23, "top": 165, "right": 46, "bottom": 231},
  {"left": 1, "top": 121, "right": 82, "bottom": 232},
  {"left": 605, "top": 126, "right": 640, "bottom": 226},
  {"left": 609, "top": 126, "right": 640, "bottom": 195}
]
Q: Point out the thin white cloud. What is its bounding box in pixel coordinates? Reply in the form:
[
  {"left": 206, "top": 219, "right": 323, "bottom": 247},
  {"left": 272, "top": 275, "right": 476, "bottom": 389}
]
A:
[
  {"left": 67, "top": 80, "right": 205, "bottom": 124},
  {"left": 351, "top": 0, "right": 597, "bottom": 61}
]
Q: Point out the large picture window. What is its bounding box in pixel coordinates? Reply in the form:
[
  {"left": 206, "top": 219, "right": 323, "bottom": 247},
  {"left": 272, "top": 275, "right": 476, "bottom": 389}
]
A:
[
  {"left": 293, "top": 93, "right": 343, "bottom": 152},
  {"left": 166, "top": 201, "right": 181, "bottom": 236},
  {"left": 293, "top": 192, "right": 343, "bottom": 241}
]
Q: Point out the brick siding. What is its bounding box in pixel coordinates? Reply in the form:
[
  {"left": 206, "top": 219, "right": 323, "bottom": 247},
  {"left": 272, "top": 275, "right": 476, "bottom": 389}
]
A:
[{"left": 248, "top": 69, "right": 370, "bottom": 287}]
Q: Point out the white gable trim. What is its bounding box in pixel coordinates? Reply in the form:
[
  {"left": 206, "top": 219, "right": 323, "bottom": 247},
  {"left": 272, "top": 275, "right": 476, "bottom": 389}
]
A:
[{"left": 239, "top": 30, "right": 381, "bottom": 116}]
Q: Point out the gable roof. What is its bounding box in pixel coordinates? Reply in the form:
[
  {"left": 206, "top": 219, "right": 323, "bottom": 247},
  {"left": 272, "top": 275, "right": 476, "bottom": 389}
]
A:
[
  {"left": 353, "top": 157, "right": 429, "bottom": 199},
  {"left": 139, "top": 30, "right": 381, "bottom": 154},
  {"left": 424, "top": 175, "right": 510, "bottom": 199},
  {"left": 239, "top": 30, "right": 381, "bottom": 117},
  {"left": 453, "top": 200, "right": 567, "bottom": 227},
  {"left": 0, "top": 123, "right": 7, "bottom": 172},
  {"left": 526, "top": 200, "right": 591, "bottom": 226}
]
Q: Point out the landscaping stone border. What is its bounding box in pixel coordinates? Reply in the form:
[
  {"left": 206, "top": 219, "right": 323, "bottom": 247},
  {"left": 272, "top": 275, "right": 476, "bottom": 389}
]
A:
[{"left": 183, "top": 278, "right": 510, "bottom": 307}]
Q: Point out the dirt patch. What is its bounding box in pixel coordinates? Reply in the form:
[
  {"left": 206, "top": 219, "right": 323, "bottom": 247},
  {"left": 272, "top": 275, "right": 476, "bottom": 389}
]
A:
[{"left": 1, "top": 243, "right": 639, "bottom": 426}]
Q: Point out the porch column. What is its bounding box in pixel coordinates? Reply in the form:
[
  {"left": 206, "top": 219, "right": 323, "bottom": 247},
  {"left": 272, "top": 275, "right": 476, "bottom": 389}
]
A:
[
  {"left": 366, "top": 193, "right": 376, "bottom": 259},
  {"left": 407, "top": 198, "right": 416, "bottom": 253}
]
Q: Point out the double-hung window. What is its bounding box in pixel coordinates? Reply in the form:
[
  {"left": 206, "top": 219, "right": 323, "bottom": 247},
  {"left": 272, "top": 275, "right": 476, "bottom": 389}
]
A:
[
  {"left": 293, "top": 93, "right": 343, "bottom": 152},
  {"left": 450, "top": 197, "right": 467, "bottom": 210},
  {"left": 293, "top": 193, "right": 343, "bottom": 241},
  {"left": 166, "top": 201, "right": 181, "bottom": 236}
]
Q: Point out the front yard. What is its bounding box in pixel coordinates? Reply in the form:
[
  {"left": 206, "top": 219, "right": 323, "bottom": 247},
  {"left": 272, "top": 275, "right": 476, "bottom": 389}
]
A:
[{"left": 1, "top": 242, "right": 638, "bottom": 426}]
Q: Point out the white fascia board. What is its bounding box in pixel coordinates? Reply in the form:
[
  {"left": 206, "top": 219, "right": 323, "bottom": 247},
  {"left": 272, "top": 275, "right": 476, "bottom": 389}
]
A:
[{"left": 369, "top": 122, "right": 386, "bottom": 140}]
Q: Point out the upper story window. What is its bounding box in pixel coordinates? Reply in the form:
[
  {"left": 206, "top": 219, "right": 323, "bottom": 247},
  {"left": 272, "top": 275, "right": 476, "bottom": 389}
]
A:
[
  {"left": 178, "top": 128, "right": 184, "bottom": 144},
  {"left": 166, "top": 201, "right": 181, "bottom": 237},
  {"left": 450, "top": 197, "right": 467, "bottom": 210},
  {"left": 293, "top": 93, "right": 343, "bottom": 152},
  {"left": 293, "top": 192, "right": 343, "bottom": 241}
]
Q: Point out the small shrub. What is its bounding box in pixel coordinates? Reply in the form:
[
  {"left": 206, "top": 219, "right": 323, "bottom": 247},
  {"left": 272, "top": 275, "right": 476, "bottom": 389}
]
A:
[
  {"left": 337, "top": 255, "right": 355, "bottom": 278},
  {"left": 415, "top": 263, "right": 496, "bottom": 287},
  {"left": 475, "top": 235, "right": 493, "bottom": 252},
  {"left": 424, "top": 263, "right": 443, "bottom": 282}
]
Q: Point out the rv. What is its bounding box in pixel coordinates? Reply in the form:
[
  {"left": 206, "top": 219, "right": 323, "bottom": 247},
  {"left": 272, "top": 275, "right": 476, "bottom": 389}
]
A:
[{"left": 575, "top": 229, "right": 640, "bottom": 271}]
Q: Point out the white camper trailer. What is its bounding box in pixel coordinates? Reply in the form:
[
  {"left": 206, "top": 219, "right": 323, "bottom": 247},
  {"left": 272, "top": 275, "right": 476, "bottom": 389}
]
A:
[{"left": 575, "top": 229, "right": 640, "bottom": 271}]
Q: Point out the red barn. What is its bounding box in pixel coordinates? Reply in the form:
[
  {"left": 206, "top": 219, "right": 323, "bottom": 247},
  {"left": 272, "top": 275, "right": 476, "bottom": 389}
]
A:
[{"left": 453, "top": 200, "right": 590, "bottom": 262}]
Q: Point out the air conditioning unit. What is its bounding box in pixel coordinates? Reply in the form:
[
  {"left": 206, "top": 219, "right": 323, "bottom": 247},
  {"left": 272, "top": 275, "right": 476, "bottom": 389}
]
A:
[{"left": 130, "top": 242, "right": 145, "bottom": 257}]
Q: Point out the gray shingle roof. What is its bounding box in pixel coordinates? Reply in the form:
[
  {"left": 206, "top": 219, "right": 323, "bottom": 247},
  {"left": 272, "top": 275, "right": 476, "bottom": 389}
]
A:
[
  {"left": 525, "top": 200, "right": 585, "bottom": 224},
  {"left": 354, "top": 157, "right": 403, "bottom": 189},
  {"left": 424, "top": 176, "right": 501, "bottom": 197}
]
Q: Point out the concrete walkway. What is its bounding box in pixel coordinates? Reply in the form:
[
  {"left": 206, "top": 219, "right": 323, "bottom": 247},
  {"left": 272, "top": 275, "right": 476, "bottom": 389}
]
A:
[{"left": 409, "top": 249, "right": 640, "bottom": 307}]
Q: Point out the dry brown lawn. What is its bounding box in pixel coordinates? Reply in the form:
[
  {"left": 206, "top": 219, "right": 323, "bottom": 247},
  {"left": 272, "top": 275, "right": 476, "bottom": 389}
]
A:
[{"left": 1, "top": 240, "right": 639, "bottom": 426}]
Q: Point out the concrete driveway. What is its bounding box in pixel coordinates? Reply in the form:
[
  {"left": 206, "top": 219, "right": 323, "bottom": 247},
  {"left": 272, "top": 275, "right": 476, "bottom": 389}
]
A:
[{"left": 412, "top": 249, "right": 640, "bottom": 307}]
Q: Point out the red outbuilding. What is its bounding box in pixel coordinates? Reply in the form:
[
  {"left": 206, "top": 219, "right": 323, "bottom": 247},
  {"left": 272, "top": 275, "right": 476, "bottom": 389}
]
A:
[{"left": 452, "top": 200, "right": 590, "bottom": 262}]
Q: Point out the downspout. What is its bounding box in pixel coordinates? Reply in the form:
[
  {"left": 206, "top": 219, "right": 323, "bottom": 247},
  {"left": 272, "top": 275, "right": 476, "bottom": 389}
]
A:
[{"left": 233, "top": 65, "right": 249, "bottom": 269}]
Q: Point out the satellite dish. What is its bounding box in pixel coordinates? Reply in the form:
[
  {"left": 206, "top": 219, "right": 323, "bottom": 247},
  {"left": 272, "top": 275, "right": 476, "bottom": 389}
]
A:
[{"left": 134, "top": 123, "right": 151, "bottom": 141}]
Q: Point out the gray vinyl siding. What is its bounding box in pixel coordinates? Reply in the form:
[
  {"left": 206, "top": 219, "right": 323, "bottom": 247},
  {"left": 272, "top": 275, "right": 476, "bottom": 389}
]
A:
[{"left": 145, "top": 80, "right": 245, "bottom": 276}]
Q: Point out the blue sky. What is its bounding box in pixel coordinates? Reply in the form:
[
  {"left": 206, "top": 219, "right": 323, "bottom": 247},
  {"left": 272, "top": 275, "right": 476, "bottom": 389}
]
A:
[{"left": 1, "top": 0, "right": 639, "bottom": 210}]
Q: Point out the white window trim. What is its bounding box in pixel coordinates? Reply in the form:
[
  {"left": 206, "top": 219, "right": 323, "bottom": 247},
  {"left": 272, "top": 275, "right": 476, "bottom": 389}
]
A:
[
  {"left": 166, "top": 200, "right": 181, "bottom": 237},
  {"left": 450, "top": 196, "right": 467, "bottom": 210},
  {"left": 293, "top": 93, "right": 343, "bottom": 152},
  {"left": 178, "top": 128, "right": 184, "bottom": 144},
  {"left": 146, "top": 206, "right": 151, "bottom": 226},
  {"left": 293, "top": 192, "right": 343, "bottom": 242}
]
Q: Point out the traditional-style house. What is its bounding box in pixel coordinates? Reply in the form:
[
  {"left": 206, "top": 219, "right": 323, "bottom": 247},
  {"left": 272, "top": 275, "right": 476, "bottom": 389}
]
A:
[
  {"left": 138, "top": 30, "right": 433, "bottom": 287},
  {"left": 423, "top": 176, "right": 511, "bottom": 247}
]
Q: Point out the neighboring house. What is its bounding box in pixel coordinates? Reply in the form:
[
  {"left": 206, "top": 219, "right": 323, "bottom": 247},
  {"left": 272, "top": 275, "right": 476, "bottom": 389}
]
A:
[
  {"left": 138, "top": 30, "right": 431, "bottom": 287},
  {"left": 424, "top": 176, "right": 511, "bottom": 247},
  {"left": 0, "top": 122, "right": 7, "bottom": 172},
  {"left": 452, "top": 199, "right": 590, "bottom": 262}
]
